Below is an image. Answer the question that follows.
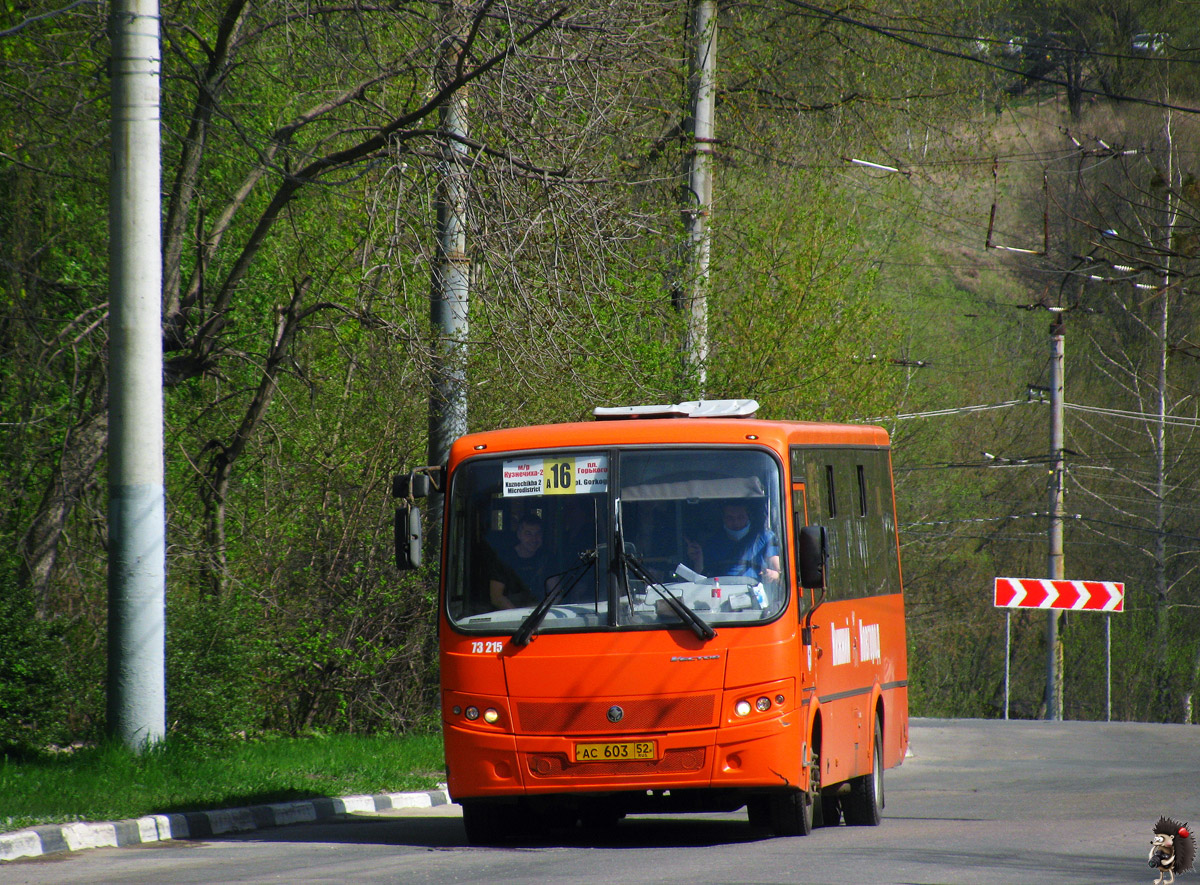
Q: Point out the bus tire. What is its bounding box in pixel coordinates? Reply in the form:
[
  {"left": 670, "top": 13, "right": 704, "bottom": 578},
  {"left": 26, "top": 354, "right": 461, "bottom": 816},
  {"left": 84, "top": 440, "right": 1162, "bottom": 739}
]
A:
[
  {"left": 842, "top": 715, "right": 884, "bottom": 826},
  {"left": 767, "top": 788, "right": 813, "bottom": 837}
]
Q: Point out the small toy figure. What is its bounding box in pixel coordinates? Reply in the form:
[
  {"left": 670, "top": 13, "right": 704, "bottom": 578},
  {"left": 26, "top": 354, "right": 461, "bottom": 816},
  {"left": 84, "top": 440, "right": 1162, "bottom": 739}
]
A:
[{"left": 1150, "top": 816, "right": 1196, "bottom": 885}]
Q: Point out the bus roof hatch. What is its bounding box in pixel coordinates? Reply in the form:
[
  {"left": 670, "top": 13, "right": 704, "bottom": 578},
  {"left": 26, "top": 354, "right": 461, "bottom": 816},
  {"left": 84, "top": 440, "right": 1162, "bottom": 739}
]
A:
[{"left": 593, "top": 399, "right": 759, "bottom": 420}]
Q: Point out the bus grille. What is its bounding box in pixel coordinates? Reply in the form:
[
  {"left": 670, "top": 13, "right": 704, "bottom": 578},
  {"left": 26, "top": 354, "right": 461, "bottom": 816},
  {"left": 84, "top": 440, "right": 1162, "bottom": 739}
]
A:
[
  {"left": 526, "top": 748, "right": 707, "bottom": 778},
  {"left": 515, "top": 695, "right": 716, "bottom": 734}
]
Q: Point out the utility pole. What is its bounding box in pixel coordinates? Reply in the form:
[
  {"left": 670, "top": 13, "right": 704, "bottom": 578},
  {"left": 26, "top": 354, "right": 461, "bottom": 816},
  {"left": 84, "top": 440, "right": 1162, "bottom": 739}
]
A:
[
  {"left": 107, "top": 0, "right": 166, "bottom": 749},
  {"left": 427, "top": 0, "right": 470, "bottom": 547},
  {"left": 676, "top": 0, "right": 717, "bottom": 394},
  {"left": 1045, "top": 313, "right": 1065, "bottom": 721}
]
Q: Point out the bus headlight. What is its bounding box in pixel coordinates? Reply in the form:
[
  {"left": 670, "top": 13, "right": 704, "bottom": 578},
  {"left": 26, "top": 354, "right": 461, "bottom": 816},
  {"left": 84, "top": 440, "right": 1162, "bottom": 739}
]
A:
[
  {"left": 756, "top": 696, "right": 772, "bottom": 712},
  {"left": 464, "top": 706, "right": 480, "bottom": 721},
  {"left": 483, "top": 708, "right": 500, "bottom": 724},
  {"left": 735, "top": 700, "right": 752, "bottom": 717}
]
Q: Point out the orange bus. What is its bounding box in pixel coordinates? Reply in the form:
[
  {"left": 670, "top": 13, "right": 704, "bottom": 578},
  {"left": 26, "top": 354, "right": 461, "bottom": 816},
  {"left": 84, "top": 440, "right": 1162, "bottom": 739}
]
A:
[{"left": 395, "top": 399, "right": 908, "bottom": 844}]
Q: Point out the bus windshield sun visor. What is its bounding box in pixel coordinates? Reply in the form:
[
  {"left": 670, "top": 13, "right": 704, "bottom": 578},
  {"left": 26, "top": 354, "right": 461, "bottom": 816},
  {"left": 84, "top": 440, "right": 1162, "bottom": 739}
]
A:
[{"left": 620, "top": 475, "right": 764, "bottom": 502}]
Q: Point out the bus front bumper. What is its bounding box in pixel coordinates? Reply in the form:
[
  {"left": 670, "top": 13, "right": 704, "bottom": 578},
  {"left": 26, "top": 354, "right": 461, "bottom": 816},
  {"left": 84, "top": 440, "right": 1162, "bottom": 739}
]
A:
[{"left": 445, "top": 711, "right": 805, "bottom": 801}]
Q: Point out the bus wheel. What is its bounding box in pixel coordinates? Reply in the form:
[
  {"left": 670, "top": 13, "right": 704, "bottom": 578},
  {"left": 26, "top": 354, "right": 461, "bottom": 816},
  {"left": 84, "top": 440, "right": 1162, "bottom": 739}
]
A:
[
  {"left": 842, "top": 715, "right": 883, "bottom": 826},
  {"left": 767, "top": 788, "right": 813, "bottom": 837},
  {"left": 461, "top": 800, "right": 516, "bottom": 845}
]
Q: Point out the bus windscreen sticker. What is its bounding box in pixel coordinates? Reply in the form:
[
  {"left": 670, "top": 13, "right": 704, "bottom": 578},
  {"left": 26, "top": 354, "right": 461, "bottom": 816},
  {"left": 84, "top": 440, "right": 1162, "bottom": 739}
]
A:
[{"left": 502, "top": 455, "right": 608, "bottom": 497}]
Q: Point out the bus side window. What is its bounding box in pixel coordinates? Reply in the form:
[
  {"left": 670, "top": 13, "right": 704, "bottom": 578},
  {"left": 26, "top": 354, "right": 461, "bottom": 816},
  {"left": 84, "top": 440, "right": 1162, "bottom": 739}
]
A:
[{"left": 791, "top": 485, "right": 808, "bottom": 616}]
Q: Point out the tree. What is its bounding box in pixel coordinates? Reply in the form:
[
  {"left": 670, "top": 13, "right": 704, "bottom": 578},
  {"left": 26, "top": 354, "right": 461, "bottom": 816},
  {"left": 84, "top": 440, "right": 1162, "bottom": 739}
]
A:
[
  {"left": 994, "top": 0, "right": 1192, "bottom": 117},
  {"left": 10, "top": 0, "right": 1142, "bottom": 738},
  {"left": 4, "top": 0, "right": 700, "bottom": 734}
]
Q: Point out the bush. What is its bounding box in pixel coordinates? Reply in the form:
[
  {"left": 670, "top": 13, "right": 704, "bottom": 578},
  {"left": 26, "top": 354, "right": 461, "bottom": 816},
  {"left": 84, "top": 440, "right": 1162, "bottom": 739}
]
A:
[
  {"left": 167, "top": 591, "right": 269, "bottom": 743},
  {"left": 0, "top": 561, "right": 67, "bottom": 753}
]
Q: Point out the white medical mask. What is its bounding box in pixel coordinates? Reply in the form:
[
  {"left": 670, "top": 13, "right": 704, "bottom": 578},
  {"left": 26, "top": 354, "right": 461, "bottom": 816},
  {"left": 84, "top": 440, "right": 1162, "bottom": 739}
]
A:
[{"left": 726, "top": 523, "right": 750, "bottom": 541}]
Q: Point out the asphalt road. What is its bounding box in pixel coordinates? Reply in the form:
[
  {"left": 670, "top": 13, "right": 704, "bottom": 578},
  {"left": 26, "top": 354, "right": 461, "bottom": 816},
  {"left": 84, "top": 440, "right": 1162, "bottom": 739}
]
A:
[{"left": 3, "top": 717, "right": 1197, "bottom": 885}]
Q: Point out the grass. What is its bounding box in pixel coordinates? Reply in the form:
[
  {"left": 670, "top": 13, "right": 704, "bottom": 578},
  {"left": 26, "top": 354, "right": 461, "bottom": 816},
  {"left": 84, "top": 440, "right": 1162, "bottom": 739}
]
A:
[{"left": 0, "top": 732, "right": 445, "bottom": 834}]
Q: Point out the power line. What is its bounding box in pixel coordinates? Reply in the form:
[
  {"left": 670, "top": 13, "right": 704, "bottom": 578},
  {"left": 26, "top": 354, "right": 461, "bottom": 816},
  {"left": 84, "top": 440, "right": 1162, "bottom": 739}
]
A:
[
  {"left": 902, "top": 512, "right": 1047, "bottom": 529},
  {"left": 868, "top": 398, "right": 1200, "bottom": 429},
  {"left": 1065, "top": 402, "right": 1200, "bottom": 429},
  {"left": 902, "top": 511, "right": 1200, "bottom": 546},
  {"left": 863, "top": 398, "right": 1038, "bottom": 422}
]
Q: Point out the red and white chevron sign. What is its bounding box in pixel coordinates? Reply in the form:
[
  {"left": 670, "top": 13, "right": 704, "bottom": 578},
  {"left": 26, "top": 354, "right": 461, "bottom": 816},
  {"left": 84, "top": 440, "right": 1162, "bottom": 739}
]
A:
[{"left": 993, "top": 577, "right": 1124, "bottom": 612}]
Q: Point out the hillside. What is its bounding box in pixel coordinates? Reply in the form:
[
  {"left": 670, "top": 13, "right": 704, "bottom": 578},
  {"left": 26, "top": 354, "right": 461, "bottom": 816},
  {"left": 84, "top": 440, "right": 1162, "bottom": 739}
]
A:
[{"left": 876, "top": 97, "right": 1200, "bottom": 721}]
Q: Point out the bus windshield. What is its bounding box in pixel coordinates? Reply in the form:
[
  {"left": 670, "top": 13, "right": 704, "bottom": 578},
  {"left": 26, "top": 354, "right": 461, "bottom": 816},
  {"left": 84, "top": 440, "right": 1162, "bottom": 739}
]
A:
[{"left": 445, "top": 447, "right": 787, "bottom": 634}]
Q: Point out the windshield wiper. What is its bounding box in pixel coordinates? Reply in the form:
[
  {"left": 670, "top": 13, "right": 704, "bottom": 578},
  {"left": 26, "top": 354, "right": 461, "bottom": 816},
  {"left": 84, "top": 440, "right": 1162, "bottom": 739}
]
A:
[
  {"left": 620, "top": 547, "right": 716, "bottom": 642},
  {"left": 512, "top": 550, "right": 597, "bottom": 647}
]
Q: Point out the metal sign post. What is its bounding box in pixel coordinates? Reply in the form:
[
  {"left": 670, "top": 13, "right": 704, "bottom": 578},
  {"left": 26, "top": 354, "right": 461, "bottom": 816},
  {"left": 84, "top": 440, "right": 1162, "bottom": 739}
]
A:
[{"left": 1004, "top": 610, "right": 1011, "bottom": 719}]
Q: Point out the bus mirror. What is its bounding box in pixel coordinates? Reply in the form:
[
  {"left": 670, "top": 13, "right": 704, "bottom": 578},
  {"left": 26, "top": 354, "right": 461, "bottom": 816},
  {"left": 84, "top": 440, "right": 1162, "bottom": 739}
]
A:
[
  {"left": 394, "top": 502, "right": 423, "bottom": 570},
  {"left": 797, "top": 525, "right": 827, "bottom": 589}
]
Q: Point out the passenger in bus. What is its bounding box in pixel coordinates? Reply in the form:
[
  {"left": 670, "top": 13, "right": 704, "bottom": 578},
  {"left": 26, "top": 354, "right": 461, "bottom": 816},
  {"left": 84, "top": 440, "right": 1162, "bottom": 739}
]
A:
[
  {"left": 488, "top": 512, "right": 550, "bottom": 609},
  {"left": 685, "top": 501, "right": 781, "bottom": 586}
]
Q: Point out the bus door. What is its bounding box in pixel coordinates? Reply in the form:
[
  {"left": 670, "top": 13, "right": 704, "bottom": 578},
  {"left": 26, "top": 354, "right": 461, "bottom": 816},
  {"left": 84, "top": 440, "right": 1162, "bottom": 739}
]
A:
[
  {"left": 796, "top": 473, "right": 859, "bottom": 789},
  {"left": 791, "top": 483, "right": 816, "bottom": 693},
  {"left": 791, "top": 479, "right": 820, "bottom": 792}
]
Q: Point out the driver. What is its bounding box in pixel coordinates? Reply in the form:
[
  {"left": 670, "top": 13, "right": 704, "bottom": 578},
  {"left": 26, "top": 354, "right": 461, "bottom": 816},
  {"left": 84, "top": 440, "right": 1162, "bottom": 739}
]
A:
[{"left": 685, "top": 501, "right": 780, "bottom": 586}]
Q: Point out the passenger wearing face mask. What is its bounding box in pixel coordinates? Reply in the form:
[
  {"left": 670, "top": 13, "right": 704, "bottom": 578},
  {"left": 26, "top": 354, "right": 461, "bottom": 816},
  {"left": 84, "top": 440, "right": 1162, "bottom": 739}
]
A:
[{"left": 685, "top": 501, "right": 781, "bottom": 586}]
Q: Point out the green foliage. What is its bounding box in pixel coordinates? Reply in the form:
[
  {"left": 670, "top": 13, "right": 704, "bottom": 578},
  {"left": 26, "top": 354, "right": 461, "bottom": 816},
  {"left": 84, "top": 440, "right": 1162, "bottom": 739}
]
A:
[
  {"left": 167, "top": 592, "right": 270, "bottom": 742},
  {"left": 1000, "top": 0, "right": 1196, "bottom": 107},
  {"left": 0, "top": 557, "right": 67, "bottom": 753},
  {"left": 708, "top": 173, "right": 904, "bottom": 421},
  {"left": 9, "top": 0, "right": 1200, "bottom": 745}
]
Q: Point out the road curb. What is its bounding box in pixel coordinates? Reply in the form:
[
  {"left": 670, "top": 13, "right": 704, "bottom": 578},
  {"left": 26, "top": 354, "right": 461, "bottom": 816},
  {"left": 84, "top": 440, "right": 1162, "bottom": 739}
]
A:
[{"left": 0, "top": 787, "right": 452, "bottom": 863}]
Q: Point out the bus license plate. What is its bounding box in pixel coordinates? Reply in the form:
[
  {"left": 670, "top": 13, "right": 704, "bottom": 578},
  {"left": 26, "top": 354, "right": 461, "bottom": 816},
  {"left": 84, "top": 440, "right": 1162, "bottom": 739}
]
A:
[{"left": 575, "top": 741, "right": 657, "bottom": 762}]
